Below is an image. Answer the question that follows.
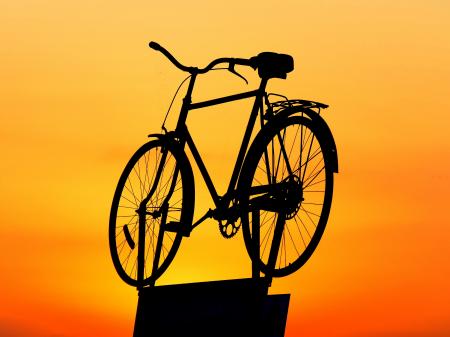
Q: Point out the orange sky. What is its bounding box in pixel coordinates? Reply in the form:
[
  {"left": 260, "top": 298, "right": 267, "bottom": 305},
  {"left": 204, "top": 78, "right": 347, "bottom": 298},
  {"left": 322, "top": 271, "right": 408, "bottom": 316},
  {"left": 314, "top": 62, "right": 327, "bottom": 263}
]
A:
[{"left": 1, "top": 1, "right": 449, "bottom": 336}]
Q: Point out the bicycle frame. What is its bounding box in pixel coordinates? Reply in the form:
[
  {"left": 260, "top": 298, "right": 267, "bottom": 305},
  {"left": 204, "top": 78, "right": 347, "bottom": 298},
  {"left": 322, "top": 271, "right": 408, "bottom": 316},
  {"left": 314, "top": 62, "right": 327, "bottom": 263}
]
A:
[
  {"left": 173, "top": 74, "right": 269, "bottom": 225},
  {"left": 111, "top": 42, "right": 338, "bottom": 288},
  {"left": 137, "top": 74, "right": 270, "bottom": 284}
]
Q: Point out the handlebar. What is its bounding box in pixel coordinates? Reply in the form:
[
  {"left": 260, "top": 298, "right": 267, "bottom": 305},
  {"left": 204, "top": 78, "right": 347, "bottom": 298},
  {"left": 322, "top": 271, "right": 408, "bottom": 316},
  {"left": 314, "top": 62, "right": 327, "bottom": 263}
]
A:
[{"left": 149, "top": 41, "right": 257, "bottom": 75}]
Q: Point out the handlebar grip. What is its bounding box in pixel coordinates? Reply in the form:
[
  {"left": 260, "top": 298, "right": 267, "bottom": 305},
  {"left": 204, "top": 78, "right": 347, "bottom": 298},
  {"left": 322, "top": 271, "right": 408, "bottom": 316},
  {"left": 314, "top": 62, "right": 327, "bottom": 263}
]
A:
[
  {"left": 149, "top": 41, "right": 161, "bottom": 51},
  {"left": 235, "top": 57, "right": 257, "bottom": 70}
]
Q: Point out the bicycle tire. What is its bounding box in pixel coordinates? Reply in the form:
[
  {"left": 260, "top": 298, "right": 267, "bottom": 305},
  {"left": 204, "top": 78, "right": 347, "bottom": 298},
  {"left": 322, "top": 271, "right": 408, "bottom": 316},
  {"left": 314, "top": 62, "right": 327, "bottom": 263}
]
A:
[
  {"left": 239, "top": 115, "right": 333, "bottom": 277},
  {"left": 109, "top": 139, "right": 194, "bottom": 286}
]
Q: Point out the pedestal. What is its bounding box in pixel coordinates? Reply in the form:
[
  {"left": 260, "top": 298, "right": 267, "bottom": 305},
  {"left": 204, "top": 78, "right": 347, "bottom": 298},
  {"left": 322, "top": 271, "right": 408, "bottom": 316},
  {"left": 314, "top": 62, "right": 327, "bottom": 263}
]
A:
[{"left": 133, "top": 278, "right": 290, "bottom": 337}]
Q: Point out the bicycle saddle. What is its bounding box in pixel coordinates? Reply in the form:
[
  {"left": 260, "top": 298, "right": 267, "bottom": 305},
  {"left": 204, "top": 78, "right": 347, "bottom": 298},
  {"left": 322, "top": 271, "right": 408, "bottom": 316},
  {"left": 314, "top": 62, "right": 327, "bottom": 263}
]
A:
[{"left": 252, "top": 52, "right": 294, "bottom": 80}]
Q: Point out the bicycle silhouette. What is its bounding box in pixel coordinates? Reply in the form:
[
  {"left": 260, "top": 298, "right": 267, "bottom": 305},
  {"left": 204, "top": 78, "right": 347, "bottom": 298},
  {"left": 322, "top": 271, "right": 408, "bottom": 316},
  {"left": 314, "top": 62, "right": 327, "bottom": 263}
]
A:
[{"left": 109, "top": 42, "right": 338, "bottom": 287}]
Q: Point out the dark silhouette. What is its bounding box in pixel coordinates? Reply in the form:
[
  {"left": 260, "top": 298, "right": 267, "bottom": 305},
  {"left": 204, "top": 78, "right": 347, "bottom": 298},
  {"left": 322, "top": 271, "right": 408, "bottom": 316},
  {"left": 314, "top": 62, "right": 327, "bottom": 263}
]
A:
[
  {"left": 109, "top": 41, "right": 338, "bottom": 288},
  {"left": 133, "top": 278, "right": 290, "bottom": 337},
  {"left": 108, "top": 41, "right": 338, "bottom": 337}
]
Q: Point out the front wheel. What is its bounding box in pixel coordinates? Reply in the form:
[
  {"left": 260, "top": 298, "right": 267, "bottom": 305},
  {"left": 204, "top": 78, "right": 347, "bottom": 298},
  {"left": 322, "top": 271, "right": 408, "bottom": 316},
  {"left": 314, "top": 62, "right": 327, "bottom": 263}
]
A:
[
  {"left": 239, "top": 116, "right": 334, "bottom": 277},
  {"left": 109, "top": 139, "right": 194, "bottom": 287}
]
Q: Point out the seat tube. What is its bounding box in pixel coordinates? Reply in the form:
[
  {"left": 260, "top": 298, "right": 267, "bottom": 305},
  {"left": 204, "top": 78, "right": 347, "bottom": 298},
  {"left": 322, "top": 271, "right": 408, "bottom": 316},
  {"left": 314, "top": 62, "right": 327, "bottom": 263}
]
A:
[{"left": 227, "top": 78, "right": 268, "bottom": 197}]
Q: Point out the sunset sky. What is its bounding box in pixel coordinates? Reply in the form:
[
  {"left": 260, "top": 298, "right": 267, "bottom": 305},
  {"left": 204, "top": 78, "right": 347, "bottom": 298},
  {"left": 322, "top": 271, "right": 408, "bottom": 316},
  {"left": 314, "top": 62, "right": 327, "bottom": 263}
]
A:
[{"left": 1, "top": 1, "right": 449, "bottom": 336}]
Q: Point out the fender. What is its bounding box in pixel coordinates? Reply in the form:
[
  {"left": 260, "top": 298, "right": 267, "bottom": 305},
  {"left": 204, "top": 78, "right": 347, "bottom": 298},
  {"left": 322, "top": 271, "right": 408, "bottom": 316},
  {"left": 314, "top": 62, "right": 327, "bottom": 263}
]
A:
[
  {"left": 147, "top": 131, "right": 193, "bottom": 173},
  {"left": 268, "top": 105, "right": 339, "bottom": 173},
  {"left": 148, "top": 131, "right": 178, "bottom": 145}
]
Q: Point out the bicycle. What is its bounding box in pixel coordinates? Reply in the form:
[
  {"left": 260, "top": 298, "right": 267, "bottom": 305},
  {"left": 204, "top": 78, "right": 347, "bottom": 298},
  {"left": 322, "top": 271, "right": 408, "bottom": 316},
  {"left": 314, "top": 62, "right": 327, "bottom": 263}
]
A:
[{"left": 109, "top": 42, "right": 338, "bottom": 288}]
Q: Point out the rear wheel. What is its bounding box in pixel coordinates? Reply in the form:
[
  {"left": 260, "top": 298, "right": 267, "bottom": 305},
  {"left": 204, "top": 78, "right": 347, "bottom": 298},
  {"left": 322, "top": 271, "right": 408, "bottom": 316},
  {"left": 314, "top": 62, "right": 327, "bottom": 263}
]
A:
[
  {"left": 239, "top": 116, "right": 333, "bottom": 277},
  {"left": 109, "top": 139, "right": 194, "bottom": 287}
]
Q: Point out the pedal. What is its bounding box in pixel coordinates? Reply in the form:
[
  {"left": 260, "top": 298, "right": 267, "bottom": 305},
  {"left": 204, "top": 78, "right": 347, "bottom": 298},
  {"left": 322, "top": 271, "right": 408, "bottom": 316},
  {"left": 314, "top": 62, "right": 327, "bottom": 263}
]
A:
[{"left": 164, "top": 221, "right": 191, "bottom": 237}]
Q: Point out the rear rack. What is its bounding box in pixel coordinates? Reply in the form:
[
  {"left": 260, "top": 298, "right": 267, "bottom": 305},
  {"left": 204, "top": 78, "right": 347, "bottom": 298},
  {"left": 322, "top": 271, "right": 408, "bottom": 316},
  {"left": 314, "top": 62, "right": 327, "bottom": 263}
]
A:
[
  {"left": 271, "top": 98, "right": 328, "bottom": 111},
  {"left": 265, "top": 95, "right": 328, "bottom": 119}
]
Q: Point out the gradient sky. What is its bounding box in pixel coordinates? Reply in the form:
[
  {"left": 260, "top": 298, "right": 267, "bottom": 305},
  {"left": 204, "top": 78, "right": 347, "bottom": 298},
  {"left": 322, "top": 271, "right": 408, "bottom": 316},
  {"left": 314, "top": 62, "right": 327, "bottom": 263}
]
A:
[{"left": 1, "top": 1, "right": 449, "bottom": 336}]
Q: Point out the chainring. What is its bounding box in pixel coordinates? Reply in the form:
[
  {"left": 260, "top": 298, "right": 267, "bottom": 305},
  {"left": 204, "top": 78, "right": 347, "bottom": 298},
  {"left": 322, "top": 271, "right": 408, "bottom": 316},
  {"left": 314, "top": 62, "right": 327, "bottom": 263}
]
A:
[{"left": 219, "top": 220, "right": 241, "bottom": 239}]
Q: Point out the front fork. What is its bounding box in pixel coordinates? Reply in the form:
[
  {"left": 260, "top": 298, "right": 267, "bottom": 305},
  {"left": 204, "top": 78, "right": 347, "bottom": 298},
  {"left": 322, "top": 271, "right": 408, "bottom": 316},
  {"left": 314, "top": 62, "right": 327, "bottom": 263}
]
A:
[{"left": 136, "top": 144, "right": 180, "bottom": 286}]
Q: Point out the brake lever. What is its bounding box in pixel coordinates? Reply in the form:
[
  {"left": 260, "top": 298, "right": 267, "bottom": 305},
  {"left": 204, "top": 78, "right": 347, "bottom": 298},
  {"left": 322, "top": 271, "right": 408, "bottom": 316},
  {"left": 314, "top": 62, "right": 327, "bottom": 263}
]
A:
[{"left": 228, "top": 63, "right": 248, "bottom": 84}]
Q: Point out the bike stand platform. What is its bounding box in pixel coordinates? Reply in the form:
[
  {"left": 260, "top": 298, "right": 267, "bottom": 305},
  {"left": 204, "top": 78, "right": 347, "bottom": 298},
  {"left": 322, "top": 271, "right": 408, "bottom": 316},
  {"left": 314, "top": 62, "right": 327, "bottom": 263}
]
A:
[{"left": 133, "top": 277, "right": 290, "bottom": 337}]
